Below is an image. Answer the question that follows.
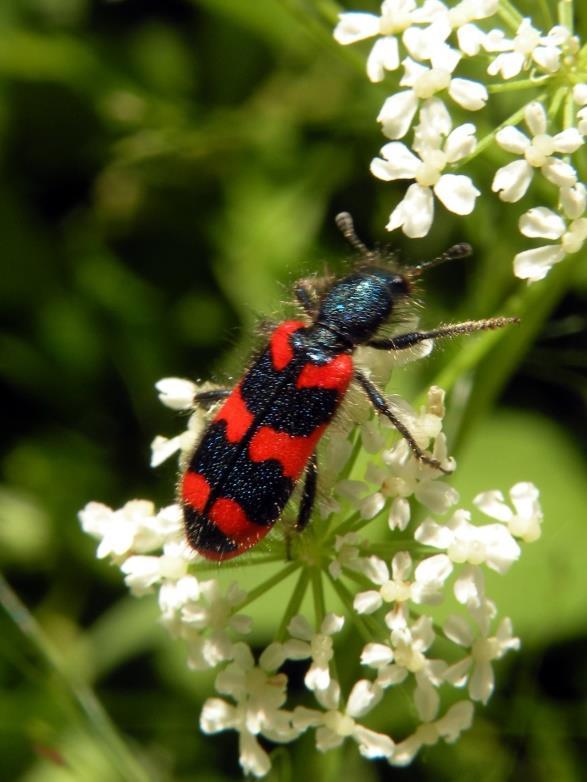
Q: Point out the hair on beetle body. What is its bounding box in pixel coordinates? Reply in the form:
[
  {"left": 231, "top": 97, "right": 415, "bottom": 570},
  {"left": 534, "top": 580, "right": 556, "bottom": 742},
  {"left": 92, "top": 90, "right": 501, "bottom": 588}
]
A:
[{"left": 180, "top": 213, "right": 519, "bottom": 561}]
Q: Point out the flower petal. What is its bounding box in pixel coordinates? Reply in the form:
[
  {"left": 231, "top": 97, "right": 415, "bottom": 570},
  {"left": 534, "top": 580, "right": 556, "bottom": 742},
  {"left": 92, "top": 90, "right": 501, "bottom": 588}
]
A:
[
  {"left": 434, "top": 174, "right": 480, "bottom": 214},
  {"left": 448, "top": 78, "right": 488, "bottom": 110},
  {"left": 473, "top": 489, "right": 511, "bottom": 521},
  {"left": 444, "top": 614, "right": 474, "bottom": 646},
  {"left": 387, "top": 183, "right": 434, "bottom": 237},
  {"left": 353, "top": 725, "right": 395, "bottom": 759},
  {"left": 552, "top": 127, "right": 583, "bottom": 153},
  {"left": 354, "top": 590, "right": 383, "bottom": 614},
  {"left": 495, "top": 125, "right": 530, "bottom": 154},
  {"left": 389, "top": 496, "right": 411, "bottom": 530},
  {"left": 541, "top": 157, "right": 577, "bottom": 188},
  {"left": 415, "top": 553, "right": 453, "bottom": 586},
  {"left": 513, "top": 245, "right": 566, "bottom": 281},
  {"left": 436, "top": 700, "right": 474, "bottom": 740},
  {"left": 321, "top": 612, "right": 345, "bottom": 635},
  {"left": 524, "top": 101, "right": 547, "bottom": 136},
  {"left": 457, "top": 23, "right": 486, "bottom": 56},
  {"left": 371, "top": 142, "right": 421, "bottom": 180},
  {"left": 492, "top": 159, "right": 532, "bottom": 202},
  {"left": 377, "top": 90, "right": 419, "bottom": 139},
  {"left": 361, "top": 642, "right": 394, "bottom": 667},
  {"left": 367, "top": 36, "right": 400, "bottom": 82},
  {"left": 469, "top": 659, "right": 494, "bottom": 704},
  {"left": 487, "top": 51, "right": 524, "bottom": 79},
  {"left": 444, "top": 123, "right": 476, "bottom": 161},
  {"left": 156, "top": 377, "right": 198, "bottom": 410},
  {"left": 347, "top": 679, "right": 382, "bottom": 718},
  {"left": 560, "top": 183, "right": 587, "bottom": 219},
  {"left": 333, "top": 12, "right": 380, "bottom": 44},
  {"left": 519, "top": 207, "right": 565, "bottom": 239}
]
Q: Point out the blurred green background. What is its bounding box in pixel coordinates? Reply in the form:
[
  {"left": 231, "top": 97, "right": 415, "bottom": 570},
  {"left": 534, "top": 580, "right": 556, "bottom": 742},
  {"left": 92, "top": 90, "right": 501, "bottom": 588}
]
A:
[{"left": 1, "top": 0, "right": 586, "bottom": 780}]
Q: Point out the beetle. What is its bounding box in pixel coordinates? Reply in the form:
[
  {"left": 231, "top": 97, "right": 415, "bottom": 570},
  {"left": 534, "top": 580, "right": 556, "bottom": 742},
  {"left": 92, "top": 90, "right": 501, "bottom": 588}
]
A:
[{"left": 181, "top": 213, "right": 516, "bottom": 560}]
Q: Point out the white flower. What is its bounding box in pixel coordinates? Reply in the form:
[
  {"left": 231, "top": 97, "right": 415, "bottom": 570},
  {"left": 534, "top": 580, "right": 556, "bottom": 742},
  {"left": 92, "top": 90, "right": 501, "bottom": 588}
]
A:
[
  {"left": 372, "top": 100, "right": 479, "bottom": 236},
  {"left": 284, "top": 613, "right": 344, "bottom": 691},
  {"left": 182, "top": 579, "right": 251, "bottom": 669},
  {"left": 152, "top": 378, "right": 229, "bottom": 467},
  {"left": 415, "top": 508, "right": 520, "bottom": 573},
  {"left": 338, "top": 385, "right": 459, "bottom": 520},
  {"left": 158, "top": 574, "right": 202, "bottom": 632},
  {"left": 292, "top": 679, "right": 394, "bottom": 759},
  {"left": 363, "top": 615, "right": 446, "bottom": 720},
  {"left": 445, "top": 0, "right": 498, "bottom": 56},
  {"left": 474, "top": 482, "right": 543, "bottom": 542},
  {"left": 377, "top": 51, "right": 487, "bottom": 140},
  {"left": 353, "top": 550, "right": 452, "bottom": 628},
  {"left": 80, "top": 353, "right": 535, "bottom": 775},
  {"left": 492, "top": 102, "right": 581, "bottom": 203},
  {"left": 485, "top": 20, "right": 574, "bottom": 79},
  {"left": 151, "top": 405, "right": 208, "bottom": 468},
  {"left": 333, "top": 0, "right": 443, "bottom": 82},
  {"left": 390, "top": 700, "right": 474, "bottom": 766},
  {"left": 514, "top": 183, "right": 587, "bottom": 281},
  {"left": 381, "top": 431, "right": 458, "bottom": 512},
  {"left": 78, "top": 500, "right": 183, "bottom": 561},
  {"left": 453, "top": 564, "right": 486, "bottom": 610},
  {"left": 327, "top": 532, "right": 374, "bottom": 579},
  {"left": 200, "top": 643, "right": 300, "bottom": 778},
  {"left": 121, "top": 539, "right": 197, "bottom": 595},
  {"left": 443, "top": 602, "right": 520, "bottom": 704}
]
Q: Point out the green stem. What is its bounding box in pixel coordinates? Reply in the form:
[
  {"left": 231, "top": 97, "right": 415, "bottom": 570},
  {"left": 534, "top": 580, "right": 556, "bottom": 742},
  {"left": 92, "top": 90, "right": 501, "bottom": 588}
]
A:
[
  {"left": 438, "top": 250, "right": 583, "bottom": 453},
  {"left": 459, "top": 91, "right": 547, "bottom": 168},
  {"left": 330, "top": 510, "right": 362, "bottom": 538},
  {"left": 238, "top": 562, "right": 300, "bottom": 609},
  {"left": 563, "top": 82, "right": 575, "bottom": 130},
  {"left": 340, "top": 428, "right": 363, "bottom": 481},
  {"left": 276, "top": 568, "right": 311, "bottom": 641},
  {"left": 497, "top": 0, "right": 524, "bottom": 31},
  {"left": 488, "top": 78, "right": 551, "bottom": 94},
  {"left": 0, "top": 573, "right": 150, "bottom": 782},
  {"left": 548, "top": 85, "right": 568, "bottom": 119},
  {"left": 312, "top": 569, "right": 327, "bottom": 628},
  {"left": 538, "top": 0, "right": 555, "bottom": 29},
  {"left": 326, "top": 574, "right": 375, "bottom": 644},
  {"left": 193, "top": 553, "right": 287, "bottom": 573},
  {"left": 558, "top": 0, "right": 574, "bottom": 33}
]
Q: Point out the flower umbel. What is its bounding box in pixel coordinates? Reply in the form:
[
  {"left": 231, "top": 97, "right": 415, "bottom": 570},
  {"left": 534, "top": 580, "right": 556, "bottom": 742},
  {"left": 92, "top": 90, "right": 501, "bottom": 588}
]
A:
[
  {"left": 334, "top": 0, "right": 587, "bottom": 280},
  {"left": 79, "top": 374, "right": 541, "bottom": 776}
]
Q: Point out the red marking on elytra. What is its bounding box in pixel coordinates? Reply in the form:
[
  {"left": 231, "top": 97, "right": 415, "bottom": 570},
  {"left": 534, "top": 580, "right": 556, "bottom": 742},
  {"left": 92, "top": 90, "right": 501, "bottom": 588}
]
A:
[
  {"left": 248, "top": 424, "right": 327, "bottom": 479},
  {"left": 214, "top": 384, "right": 254, "bottom": 442},
  {"left": 209, "top": 497, "right": 267, "bottom": 546},
  {"left": 182, "top": 471, "right": 211, "bottom": 511},
  {"left": 296, "top": 353, "right": 353, "bottom": 393},
  {"left": 270, "top": 321, "right": 305, "bottom": 371}
]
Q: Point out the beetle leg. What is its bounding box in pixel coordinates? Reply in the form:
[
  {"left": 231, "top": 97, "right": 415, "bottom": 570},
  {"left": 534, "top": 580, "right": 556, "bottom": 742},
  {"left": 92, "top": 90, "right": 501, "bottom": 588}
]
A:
[
  {"left": 193, "top": 388, "right": 231, "bottom": 408},
  {"left": 296, "top": 451, "right": 318, "bottom": 532},
  {"left": 354, "top": 370, "right": 450, "bottom": 474},
  {"left": 367, "top": 317, "right": 519, "bottom": 351}
]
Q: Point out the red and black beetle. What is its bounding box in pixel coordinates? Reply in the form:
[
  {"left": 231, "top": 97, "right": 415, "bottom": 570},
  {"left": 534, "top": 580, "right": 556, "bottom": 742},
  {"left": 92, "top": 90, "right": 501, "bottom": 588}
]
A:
[{"left": 181, "top": 213, "right": 515, "bottom": 560}]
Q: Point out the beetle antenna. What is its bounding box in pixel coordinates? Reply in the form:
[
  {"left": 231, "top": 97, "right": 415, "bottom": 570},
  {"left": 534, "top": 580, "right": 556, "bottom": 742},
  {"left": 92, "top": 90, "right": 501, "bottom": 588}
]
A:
[
  {"left": 335, "top": 212, "right": 375, "bottom": 261},
  {"left": 410, "top": 242, "right": 472, "bottom": 277}
]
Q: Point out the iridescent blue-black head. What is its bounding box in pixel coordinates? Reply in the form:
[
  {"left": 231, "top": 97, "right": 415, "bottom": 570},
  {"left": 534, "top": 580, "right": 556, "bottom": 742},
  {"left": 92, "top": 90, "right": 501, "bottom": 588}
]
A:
[
  {"left": 316, "top": 212, "right": 472, "bottom": 346},
  {"left": 317, "top": 267, "right": 410, "bottom": 345}
]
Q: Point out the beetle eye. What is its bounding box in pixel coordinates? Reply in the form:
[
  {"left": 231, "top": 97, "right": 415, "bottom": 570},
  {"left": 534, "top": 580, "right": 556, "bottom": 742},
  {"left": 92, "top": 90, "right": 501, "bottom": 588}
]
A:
[{"left": 389, "top": 275, "right": 410, "bottom": 297}]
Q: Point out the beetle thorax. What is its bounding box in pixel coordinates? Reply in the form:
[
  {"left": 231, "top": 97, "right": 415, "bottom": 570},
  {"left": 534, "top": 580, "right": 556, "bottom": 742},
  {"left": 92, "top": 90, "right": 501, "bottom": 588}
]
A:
[{"left": 316, "top": 269, "right": 409, "bottom": 345}]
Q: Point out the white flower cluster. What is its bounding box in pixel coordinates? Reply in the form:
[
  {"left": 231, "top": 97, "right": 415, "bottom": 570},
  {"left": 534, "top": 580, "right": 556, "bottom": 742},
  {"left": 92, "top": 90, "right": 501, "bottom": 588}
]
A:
[
  {"left": 334, "top": 0, "right": 586, "bottom": 282},
  {"left": 79, "top": 376, "right": 543, "bottom": 777}
]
